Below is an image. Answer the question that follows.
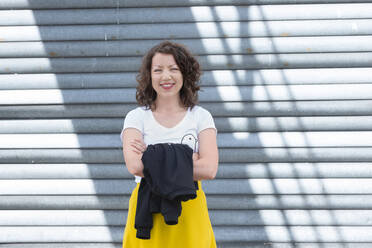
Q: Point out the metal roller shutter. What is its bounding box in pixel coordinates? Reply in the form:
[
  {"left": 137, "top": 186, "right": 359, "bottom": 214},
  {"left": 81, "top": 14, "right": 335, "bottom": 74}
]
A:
[{"left": 1, "top": 1, "right": 372, "bottom": 247}]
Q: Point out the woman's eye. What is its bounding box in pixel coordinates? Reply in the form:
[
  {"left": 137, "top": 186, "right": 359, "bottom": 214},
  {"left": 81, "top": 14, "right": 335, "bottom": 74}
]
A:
[
  {"left": 171, "top": 68, "right": 179, "bottom": 70},
  {"left": 153, "top": 69, "right": 161, "bottom": 72}
]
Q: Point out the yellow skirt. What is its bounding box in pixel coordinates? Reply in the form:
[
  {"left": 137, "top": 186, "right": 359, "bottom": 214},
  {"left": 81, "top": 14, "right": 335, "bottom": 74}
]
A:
[{"left": 122, "top": 181, "right": 217, "bottom": 248}]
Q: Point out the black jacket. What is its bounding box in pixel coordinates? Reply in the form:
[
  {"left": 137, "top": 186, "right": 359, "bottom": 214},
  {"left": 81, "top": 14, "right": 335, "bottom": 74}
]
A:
[{"left": 134, "top": 143, "right": 198, "bottom": 239}]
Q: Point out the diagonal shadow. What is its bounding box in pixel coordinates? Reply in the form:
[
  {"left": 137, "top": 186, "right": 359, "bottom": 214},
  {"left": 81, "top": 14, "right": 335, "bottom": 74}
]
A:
[{"left": 23, "top": 1, "right": 137, "bottom": 246}]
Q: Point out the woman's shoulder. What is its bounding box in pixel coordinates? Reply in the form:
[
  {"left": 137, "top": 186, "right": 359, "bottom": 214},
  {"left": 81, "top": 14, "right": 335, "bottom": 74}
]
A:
[
  {"left": 127, "top": 106, "right": 149, "bottom": 115},
  {"left": 190, "top": 105, "right": 213, "bottom": 116},
  {"left": 125, "top": 106, "right": 150, "bottom": 121}
]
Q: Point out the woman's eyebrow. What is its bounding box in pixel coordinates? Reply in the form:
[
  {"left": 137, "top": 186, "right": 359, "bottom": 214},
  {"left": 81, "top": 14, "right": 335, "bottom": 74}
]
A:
[{"left": 152, "top": 64, "right": 178, "bottom": 68}]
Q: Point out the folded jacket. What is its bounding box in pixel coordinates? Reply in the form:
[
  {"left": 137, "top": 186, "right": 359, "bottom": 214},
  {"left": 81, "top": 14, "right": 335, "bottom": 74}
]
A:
[{"left": 134, "top": 143, "right": 198, "bottom": 239}]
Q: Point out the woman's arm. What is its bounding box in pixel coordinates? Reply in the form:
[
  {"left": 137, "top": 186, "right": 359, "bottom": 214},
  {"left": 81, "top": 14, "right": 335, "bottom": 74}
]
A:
[
  {"left": 121, "top": 128, "right": 146, "bottom": 177},
  {"left": 124, "top": 127, "right": 219, "bottom": 180},
  {"left": 193, "top": 128, "right": 219, "bottom": 180}
]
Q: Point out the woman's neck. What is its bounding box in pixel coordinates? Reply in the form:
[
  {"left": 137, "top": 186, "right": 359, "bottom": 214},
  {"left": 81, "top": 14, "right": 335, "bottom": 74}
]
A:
[{"left": 152, "top": 97, "right": 186, "bottom": 113}]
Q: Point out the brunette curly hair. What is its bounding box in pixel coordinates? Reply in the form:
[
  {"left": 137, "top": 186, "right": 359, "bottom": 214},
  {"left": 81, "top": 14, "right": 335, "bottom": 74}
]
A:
[{"left": 135, "top": 41, "right": 201, "bottom": 111}]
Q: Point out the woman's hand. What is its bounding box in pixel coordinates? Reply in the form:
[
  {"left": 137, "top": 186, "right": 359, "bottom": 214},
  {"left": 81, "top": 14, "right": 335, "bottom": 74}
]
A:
[
  {"left": 130, "top": 139, "right": 147, "bottom": 155},
  {"left": 192, "top": 152, "right": 200, "bottom": 161}
]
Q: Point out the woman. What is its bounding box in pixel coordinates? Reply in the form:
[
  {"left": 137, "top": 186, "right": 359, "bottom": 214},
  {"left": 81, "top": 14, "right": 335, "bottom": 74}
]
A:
[{"left": 120, "top": 41, "right": 218, "bottom": 247}]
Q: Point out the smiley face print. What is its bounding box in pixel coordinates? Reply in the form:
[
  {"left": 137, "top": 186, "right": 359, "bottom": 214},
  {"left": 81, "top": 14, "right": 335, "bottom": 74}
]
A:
[{"left": 181, "top": 133, "right": 198, "bottom": 152}]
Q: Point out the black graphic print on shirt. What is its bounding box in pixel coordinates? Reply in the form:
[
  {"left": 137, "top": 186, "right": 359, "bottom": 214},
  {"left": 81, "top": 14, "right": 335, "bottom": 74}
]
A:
[{"left": 181, "top": 134, "right": 198, "bottom": 152}]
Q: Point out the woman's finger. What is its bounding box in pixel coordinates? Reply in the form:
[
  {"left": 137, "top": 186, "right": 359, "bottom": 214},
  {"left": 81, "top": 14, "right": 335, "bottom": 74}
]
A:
[
  {"left": 133, "top": 139, "right": 147, "bottom": 152},
  {"left": 130, "top": 142, "right": 142, "bottom": 151},
  {"left": 131, "top": 142, "right": 146, "bottom": 153},
  {"left": 192, "top": 152, "right": 200, "bottom": 161},
  {"left": 133, "top": 139, "right": 145, "bottom": 147},
  {"left": 132, "top": 148, "right": 141, "bottom": 155}
]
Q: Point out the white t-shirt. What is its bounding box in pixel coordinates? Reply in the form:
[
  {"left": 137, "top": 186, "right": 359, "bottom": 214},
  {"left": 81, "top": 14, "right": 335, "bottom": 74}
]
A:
[{"left": 120, "top": 105, "right": 217, "bottom": 182}]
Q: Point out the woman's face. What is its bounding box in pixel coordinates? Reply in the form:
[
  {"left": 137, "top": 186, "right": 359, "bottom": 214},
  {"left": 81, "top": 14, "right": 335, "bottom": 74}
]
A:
[{"left": 151, "top": 52, "right": 183, "bottom": 99}]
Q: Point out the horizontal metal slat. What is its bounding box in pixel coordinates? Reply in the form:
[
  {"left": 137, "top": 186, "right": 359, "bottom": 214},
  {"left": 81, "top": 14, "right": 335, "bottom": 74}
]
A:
[
  {"left": 2, "top": 162, "right": 372, "bottom": 179},
  {"left": 1, "top": 68, "right": 372, "bottom": 90},
  {"left": 0, "top": 195, "right": 130, "bottom": 210},
  {"left": 210, "top": 210, "right": 372, "bottom": 226},
  {"left": 1, "top": 243, "right": 372, "bottom": 248},
  {"left": 2, "top": 84, "right": 372, "bottom": 105},
  {"left": 218, "top": 147, "right": 372, "bottom": 163},
  {"left": 213, "top": 116, "right": 372, "bottom": 132},
  {"left": 187, "top": 243, "right": 372, "bottom": 248},
  {"left": 1, "top": 101, "right": 372, "bottom": 119},
  {"left": 3, "top": 36, "right": 372, "bottom": 57},
  {"left": 2, "top": 116, "right": 372, "bottom": 134},
  {"left": 0, "top": 72, "right": 134, "bottom": 89},
  {"left": 2, "top": 178, "right": 372, "bottom": 195},
  {"left": 215, "top": 226, "right": 372, "bottom": 242},
  {"left": 2, "top": 53, "right": 372, "bottom": 74},
  {"left": 0, "top": 226, "right": 123, "bottom": 243},
  {"left": 2, "top": 209, "right": 372, "bottom": 226},
  {"left": 1, "top": 20, "right": 372, "bottom": 42},
  {"left": 3, "top": 131, "right": 372, "bottom": 148},
  {"left": 203, "top": 179, "right": 372, "bottom": 194},
  {"left": 2, "top": 226, "right": 372, "bottom": 242},
  {"left": 207, "top": 195, "right": 372, "bottom": 210},
  {"left": 2, "top": 147, "right": 372, "bottom": 163},
  {"left": 216, "top": 163, "right": 372, "bottom": 179},
  {"left": 0, "top": 164, "right": 130, "bottom": 179},
  {"left": 0, "top": 210, "right": 127, "bottom": 225},
  {"left": 2, "top": 194, "right": 372, "bottom": 210},
  {"left": 2, "top": 0, "right": 372, "bottom": 9},
  {"left": 0, "top": 119, "right": 125, "bottom": 133},
  {"left": 2, "top": 4, "right": 372, "bottom": 26},
  {"left": 0, "top": 244, "right": 122, "bottom": 248},
  {"left": 201, "top": 101, "right": 372, "bottom": 117},
  {"left": 0, "top": 179, "right": 136, "bottom": 195}
]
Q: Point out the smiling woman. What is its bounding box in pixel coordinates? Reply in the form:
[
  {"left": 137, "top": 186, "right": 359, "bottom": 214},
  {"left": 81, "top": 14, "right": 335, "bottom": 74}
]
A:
[{"left": 120, "top": 41, "right": 218, "bottom": 248}]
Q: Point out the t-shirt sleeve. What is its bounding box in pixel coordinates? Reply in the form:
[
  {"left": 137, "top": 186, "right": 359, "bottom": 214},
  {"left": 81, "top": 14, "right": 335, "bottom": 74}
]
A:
[
  {"left": 120, "top": 108, "right": 144, "bottom": 143},
  {"left": 197, "top": 107, "right": 218, "bottom": 135}
]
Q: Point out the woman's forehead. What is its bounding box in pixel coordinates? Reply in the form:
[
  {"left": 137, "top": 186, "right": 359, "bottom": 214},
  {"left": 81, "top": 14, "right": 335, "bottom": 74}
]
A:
[{"left": 151, "top": 53, "right": 177, "bottom": 66}]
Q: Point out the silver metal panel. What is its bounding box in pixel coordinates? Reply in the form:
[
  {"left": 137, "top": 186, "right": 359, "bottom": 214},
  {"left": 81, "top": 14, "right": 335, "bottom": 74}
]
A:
[
  {"left": 2, "top": 116, "right": 372, "bottom": 133},
  {"left": 1, "top": 20, "right": 372, "bottom": 42},
  {"left": 2, "top": 0, "right": 372, "bottom": 9},
  {"left": 2, "top": 226, "right": 372, "bottom": 242},
  {"left": 2, "top": 178, "right": 372, "bottom": 195},
  {"left": 0, "top": 164, "right": 132, "bottom": 179},
  {"left": 2, "top": 209, "right": 372, "bottom": 226},
  {"left": 2, "top": 162, "right": 372, "bottom": 179},
  {"left": 3, "top": 131, "right": 372, "bottom": 148},
  {"left": 1, "top": 101, "right": 372, "bottom": 119},
  {"left": 0, "top": 245, "right": 122, "bottom": 248},
  {"left": 2, "top": 243, "right": 372, "bottom": 248},
  {"left": 2, "top": 52, "right": 372, "bottom": 73},
  {"left": 3, "top": 194, "right": 372, "bottom": 210},
  {"left": 2, "top": 4, "right": 372, "bottom": 26},
  {"left": 2, "top": 36, "right": 372, "bottom": 57},
  {"left": 0, "top": 195, "right": 131, "bottom": 210},
  {"left": 3, "top": 84, "right": 372, "bottom": 105},
  {"left": 1, "top": 1, "right": 372, "bottom": 247},
  {"left": 206, "top": 195, "right": 372, "bottom": 210},
  {"left": 1, "top": 68, "right": 372, "bottom": 90},
  {"left": 3, "top": 147, "right": 372, "bottom": 163},
  {"left": 2, "top": 244, "right": 372, "bottom": 248}
]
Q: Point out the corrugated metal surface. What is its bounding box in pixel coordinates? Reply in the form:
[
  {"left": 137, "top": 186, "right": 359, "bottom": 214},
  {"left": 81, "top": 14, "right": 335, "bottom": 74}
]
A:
[{"left": 1, "top": 1, "right": 372, "bottom": 247}]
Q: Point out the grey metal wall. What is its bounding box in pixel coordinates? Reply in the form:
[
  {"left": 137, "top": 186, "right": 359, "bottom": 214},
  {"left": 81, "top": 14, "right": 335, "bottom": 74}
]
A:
[{"left": 1, "top": 0, "right": 372, "bottom": 247}]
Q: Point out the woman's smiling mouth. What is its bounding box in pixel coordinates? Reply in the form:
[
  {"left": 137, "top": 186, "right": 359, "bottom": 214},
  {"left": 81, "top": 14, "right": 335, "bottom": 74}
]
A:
[{"left": 160, "top": 83, "right": 175, "bottom": 89}]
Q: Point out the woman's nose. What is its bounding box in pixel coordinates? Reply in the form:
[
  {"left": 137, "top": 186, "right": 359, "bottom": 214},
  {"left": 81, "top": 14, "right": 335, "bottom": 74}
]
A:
[{"left": 162, "top": 71, "right": 171, "bottom": 80}]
